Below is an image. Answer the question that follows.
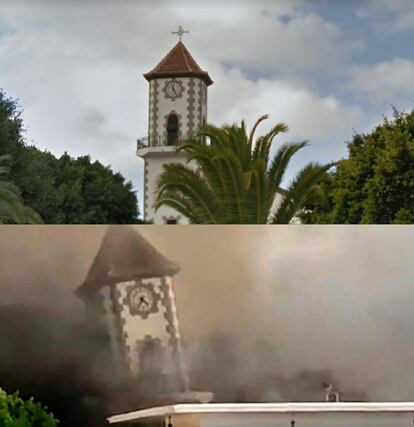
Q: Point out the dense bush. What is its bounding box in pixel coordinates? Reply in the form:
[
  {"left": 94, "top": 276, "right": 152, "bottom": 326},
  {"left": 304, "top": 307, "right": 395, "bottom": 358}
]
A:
[{"left": 0, "top": 388, "right": 58, "bottom": 427}]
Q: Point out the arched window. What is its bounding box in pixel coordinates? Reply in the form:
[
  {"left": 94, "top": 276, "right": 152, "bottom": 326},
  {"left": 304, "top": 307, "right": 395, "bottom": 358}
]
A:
[{"left": 167, "top": 114, "right": 179, "bottom": 146}]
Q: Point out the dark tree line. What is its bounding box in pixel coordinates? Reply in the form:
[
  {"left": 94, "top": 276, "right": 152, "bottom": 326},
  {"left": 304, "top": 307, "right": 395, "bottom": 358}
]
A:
[{"left": 0, "top": 90, "right": 141, "bottom": 223}]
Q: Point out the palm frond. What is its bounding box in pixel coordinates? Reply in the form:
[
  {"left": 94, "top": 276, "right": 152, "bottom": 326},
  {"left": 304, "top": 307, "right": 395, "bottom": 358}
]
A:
[
  {"left": 155, "top": 163, "right": 222, "bottom": 223},
  {"left": 155, "top": 115, "right": 333, "bottom": 224},
  {"left": 271, "top": 162, "right": 335, "bottom": 224},
  {"left": 268, "top": 141, "right": 308, "bottom": 195},
  {"left": 248, "top": 114, "right": 269, "bottom": 147},
  {"left": 244, "top": 159, "right": 269, "bottom": 223}
]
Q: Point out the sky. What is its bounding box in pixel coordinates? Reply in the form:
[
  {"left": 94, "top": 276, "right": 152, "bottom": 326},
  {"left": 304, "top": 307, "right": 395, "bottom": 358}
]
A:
[
  {"left": 1, "top": 0, "right": 414, "bottom": 214},
  {"left": 1, "top": 225, "right": 414, "bottom": 401}
]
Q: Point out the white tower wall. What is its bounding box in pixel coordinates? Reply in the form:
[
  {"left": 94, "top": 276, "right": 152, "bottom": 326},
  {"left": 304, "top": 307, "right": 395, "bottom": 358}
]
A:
[
  {"left": 139, "top": 74, "right": 208, "bottom": 224},
  {"left": 99, "top": 276, "right": 187, "bottom": 389},
  {"left": 148, "top": 77, "right": 207, "bottom": 144},
  {"left": 142, "top": 151, "right": 192, "bottom": 224}
]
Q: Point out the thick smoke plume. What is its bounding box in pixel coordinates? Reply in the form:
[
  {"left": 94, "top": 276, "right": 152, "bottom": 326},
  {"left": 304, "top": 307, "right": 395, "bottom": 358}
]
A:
[
  {"left": 187, "top": 333, "right": 367, "bottom": 402},
  {"left": 0, "top": 225, "right": 414, "bottom": 426},
  {"left": 0, "top": 303, "right": 113, "bottom": 427}
]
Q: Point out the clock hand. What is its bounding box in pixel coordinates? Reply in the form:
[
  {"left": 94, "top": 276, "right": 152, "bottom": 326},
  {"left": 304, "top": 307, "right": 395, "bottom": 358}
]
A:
[
  {"left": 172, "top": 86, "right": 177, "bottom": 95},
  {"left": 138, "top": 296, "right": 148, "bottom": 307}
]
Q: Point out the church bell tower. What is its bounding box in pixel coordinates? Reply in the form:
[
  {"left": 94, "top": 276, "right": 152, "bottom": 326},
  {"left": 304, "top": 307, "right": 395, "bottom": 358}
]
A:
[
  {"left": 75, "top": 226, "right": 188, "bottom": 396},
  {"left": 137, "top": 28, "right": 213, "bottom": 224}
]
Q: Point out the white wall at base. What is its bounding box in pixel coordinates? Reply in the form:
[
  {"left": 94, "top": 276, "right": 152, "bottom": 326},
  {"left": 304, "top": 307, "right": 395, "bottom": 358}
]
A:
[
  {"left": 198, "top": 412, "right": 412, "bottom": 427},
  {"left": 108, "top": 405, "right": 414, "bottom": 426},
  {"left": 144, "top": 151, "right": 190, "bottom": 224}
]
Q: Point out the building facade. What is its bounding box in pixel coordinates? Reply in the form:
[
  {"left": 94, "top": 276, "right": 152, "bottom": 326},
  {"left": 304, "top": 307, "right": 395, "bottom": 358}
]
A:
[
  {"left": 137, "top": 41, "right": 213, "bottom": 224},
  {"left": 108, "top": 402, "right": 414, "bottom": 427}
]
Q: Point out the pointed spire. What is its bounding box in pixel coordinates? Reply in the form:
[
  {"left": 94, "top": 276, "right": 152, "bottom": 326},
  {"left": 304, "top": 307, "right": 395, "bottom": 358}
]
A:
[
  {"left": 144, "top": 41, "right": 213, "bottom": 86},
  {"left": 76, "top": 226, "right": 180, "bottom": 297}
]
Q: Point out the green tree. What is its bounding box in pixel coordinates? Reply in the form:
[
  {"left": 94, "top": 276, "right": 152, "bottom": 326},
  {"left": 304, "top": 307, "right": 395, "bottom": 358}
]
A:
[
  {"left": 0, "top": 388, "right": 58, "bottom": 427},
  {"left": 155, "top": 115, "right": 333, "bottom": 223},
  {"left": 14, "top": 147, "right": 63, "bottom": 223},
  {"left": 301, "top": 109, "right": 414, "bottom": 224},
  {"left": 52, "top": 153, "right": 140, "bottom": 224},
  {"left": 0, "top": 154, "right": 42, "bottom": 224},
  {"left": 0, "top": 89, "right": 141, "bottom": 223}
]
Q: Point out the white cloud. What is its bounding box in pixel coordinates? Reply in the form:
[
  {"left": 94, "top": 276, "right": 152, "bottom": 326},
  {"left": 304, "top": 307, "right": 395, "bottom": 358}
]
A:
[
  {"left": 190, "top": 11, "right": 363, "bottom": 77},
  {"left": 0, "top": 0, "right": 377, "bottom": 208},
  {"left": 209, "top": 64, "right": 363, "bottom": 155},
  {"left": 361, "top": 0, "right": 414, "bottom": 33},
  {"left": 349, "top": 58, "right": 414, "bottom": 104}
]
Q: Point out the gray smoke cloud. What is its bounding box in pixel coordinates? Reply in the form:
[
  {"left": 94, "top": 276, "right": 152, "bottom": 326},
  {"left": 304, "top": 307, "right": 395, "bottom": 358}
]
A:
[{"left": 0, "top": 225, "right": 413, "bottom": 424}]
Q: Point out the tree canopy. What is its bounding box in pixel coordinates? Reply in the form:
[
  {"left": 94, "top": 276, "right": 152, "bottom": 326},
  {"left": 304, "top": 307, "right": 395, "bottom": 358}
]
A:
[
  {"left": 301, "top": 109, "right": 414, "bottom": 224},
  {"left": 0, "top": 90, "right": 140, "bottom": 223},
  {"left": 0, "top": 388, "right": 58, "bottom": 427},
  {"left": 155, "top": 115, "right": 333, "bottom": 224},
  {"left": 0, "top": 154, "right": 42, "bottom": 224}
]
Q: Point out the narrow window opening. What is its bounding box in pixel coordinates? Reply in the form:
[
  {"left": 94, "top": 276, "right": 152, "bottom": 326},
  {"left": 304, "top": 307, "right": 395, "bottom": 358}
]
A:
[{"left": 167, "top": 114, "right": 179, "bottom": 146}]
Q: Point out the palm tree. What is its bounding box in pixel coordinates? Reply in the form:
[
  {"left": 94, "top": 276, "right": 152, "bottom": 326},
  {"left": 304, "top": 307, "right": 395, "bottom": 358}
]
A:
[
  {"left": 155, "top": 115, "right": 334, "bottom": 224},
  {"left": 0, "top": 154, "right": 42, "bottom": 223}
]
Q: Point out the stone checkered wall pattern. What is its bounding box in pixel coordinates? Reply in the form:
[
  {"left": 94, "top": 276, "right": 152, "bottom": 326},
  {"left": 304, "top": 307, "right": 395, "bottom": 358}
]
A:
[
  {"left": 100, "top": 286, "right": 127, "bottom": 381},
  {"left": 160, "top": 276, "right": 189, "bottom": 389},
  {"left": 148, "top": 80, "right": 160, "bottom": 144}
]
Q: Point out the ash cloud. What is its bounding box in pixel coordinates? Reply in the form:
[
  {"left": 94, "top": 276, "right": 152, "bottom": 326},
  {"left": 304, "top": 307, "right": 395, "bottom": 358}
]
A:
[
  {"left": 187, "top": 333, "right": 367, "bottom": 403},
  {"left": 0, "top": 225, "right": 414, "bottom": 426},
  {"left": 0, "top": 227, "right": 112, "bottom": 426},
  {"left": 0, "top": 303, "right": 112, "bottom": 427}
]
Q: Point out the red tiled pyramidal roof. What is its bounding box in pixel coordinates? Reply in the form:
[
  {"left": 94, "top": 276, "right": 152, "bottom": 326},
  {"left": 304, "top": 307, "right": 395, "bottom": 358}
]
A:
[
  {"left": 144, "top": 41, "right": 213, "bottom": 86},
  {"left": 76, "top": 226, "right": 180, "bottom": 297}
]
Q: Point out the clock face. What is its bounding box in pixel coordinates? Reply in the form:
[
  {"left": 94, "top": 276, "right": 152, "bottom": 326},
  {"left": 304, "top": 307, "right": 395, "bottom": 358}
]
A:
[
  {"left": 129, "top": 286, "right": 154, "bottom": 315},
  {"left": 165, "top": 80, "right": 184, "bottom": 99}
]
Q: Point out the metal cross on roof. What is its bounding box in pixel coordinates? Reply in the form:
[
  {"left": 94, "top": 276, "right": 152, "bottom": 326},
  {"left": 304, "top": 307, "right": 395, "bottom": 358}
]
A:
[{"left": 172, "top": 25, "right": 189, "bottom": 41}]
